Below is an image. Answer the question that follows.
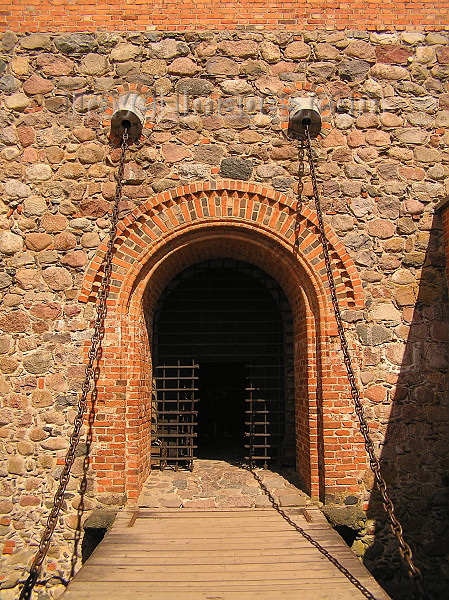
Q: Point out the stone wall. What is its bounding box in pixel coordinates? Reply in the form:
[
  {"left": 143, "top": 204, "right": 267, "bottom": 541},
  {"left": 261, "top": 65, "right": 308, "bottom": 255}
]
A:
[{"left": 0, "top": 27, "right": 448, "bottom": 600}]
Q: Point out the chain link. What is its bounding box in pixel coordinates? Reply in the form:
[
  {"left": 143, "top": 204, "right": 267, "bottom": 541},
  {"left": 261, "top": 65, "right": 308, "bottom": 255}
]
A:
[
  {"left": 303, "top": 125, "right": 431, "bottom": 600},
  {"left": 18, "top": 129, "right": 129, "bottom": 600}
]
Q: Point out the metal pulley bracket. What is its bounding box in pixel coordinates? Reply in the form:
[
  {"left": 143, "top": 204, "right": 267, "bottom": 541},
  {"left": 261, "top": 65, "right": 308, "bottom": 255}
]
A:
[
  {"left": 288, "top": 96, "right": 322, "bottom": 140},
  {"left": 110, "top": 93, "right": 145, "bottom": 142}
]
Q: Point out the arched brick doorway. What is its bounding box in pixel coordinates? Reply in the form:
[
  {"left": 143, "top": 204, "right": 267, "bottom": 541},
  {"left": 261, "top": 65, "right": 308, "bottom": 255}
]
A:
[
  {"left": 80, "top": 181, "right": 365, "bottom": 504},
  {"left": 152, "top": 258, "right": 295, "bottom": 468}
]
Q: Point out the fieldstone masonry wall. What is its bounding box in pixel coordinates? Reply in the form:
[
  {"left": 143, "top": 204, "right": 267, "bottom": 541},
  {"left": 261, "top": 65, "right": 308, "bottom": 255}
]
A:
[{"left": 0, "top": 26, "right": 448, "bottom": 600}]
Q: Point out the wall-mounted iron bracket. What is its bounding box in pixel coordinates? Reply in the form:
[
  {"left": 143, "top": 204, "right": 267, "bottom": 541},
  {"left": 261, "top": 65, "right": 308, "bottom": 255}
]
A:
[
  {"left": 110, "top": 92, "right": 146, "bottom": 142},
  {"left": 288, "top": 96, "right": 322, "bottom": 140}
]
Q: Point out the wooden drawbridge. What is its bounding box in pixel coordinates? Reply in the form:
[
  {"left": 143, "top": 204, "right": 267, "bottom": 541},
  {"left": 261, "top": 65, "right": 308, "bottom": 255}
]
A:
[{"left": 62, "top": 506, "right": 391, "bottom": 600}]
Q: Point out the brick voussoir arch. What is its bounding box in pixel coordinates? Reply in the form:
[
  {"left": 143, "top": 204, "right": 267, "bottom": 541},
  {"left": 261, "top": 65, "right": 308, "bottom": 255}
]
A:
[
  {"left": 78, "top": 181, "right": 366, "bottom": 500},
  {"left": 79, "top": 180, "right": 364, "bottom": 314}
]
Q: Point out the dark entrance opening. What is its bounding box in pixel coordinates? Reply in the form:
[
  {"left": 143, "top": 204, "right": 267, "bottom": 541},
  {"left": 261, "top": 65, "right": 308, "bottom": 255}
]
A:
[
  {"left": 197, "top": 362, "right": 246, "bottom": 460},
  {"left": 152, "top": 259, "right": 294, "bottom": 470}
]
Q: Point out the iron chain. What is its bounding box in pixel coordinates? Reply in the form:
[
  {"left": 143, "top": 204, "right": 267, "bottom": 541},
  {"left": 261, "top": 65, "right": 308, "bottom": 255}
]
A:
[
  {"left": 18, "top": 129, "right": 129, "bottom": 600},
  {"left": 303, "top": 125, "right": 430, "bottom": 600},
  {"left": 243, "top": 464, "right": 380, "bottom": 600}
]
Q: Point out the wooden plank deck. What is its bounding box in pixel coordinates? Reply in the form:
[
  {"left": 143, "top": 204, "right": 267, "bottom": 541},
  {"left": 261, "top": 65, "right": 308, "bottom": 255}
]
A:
[{"left": 62, "top": 507, "right": 391, "bottom": 600}]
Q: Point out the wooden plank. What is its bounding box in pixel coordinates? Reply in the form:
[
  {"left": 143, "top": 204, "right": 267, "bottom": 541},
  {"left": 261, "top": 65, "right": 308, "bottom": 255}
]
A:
[{"left": 62, "top": 585, "right": 377, "bottom": 600}]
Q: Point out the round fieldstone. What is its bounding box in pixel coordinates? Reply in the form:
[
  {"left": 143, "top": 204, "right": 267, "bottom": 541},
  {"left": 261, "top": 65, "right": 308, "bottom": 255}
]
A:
[
  {"left": 26, "top": 163, "right": 53, "bottom": 182},
  {"left": 29, "top": 427, "right": 49, "bottom": 442},
  {"left": 141, "top": 59, "right": 167, "bottom": 76},
  {"left": 1, "top": 125, "right": 17, "bottom": 145},
  {"left": 15, "top": 268, "right": 42, "bottom": 290},
  {"left": 365, "top": 130, "right": 391, "bottom": 146},
  {"left": 414, "top": 147, "right": 441, "bottom": 163},
  {"left": 149, "top": 39, "right": 188, "bottom": 59},
  {"left": 59, "top": 163, "right": 85, "bottom": 179},
  {"left": 177, "top": 163, "right": 210, "bottom": 178},
  {"left": 78, "top": 142, "right": 104, "bottom": 164},
  {"left": 370, "top": 64, "right": 409, "bottom": 80},
  {"left": 110, "top": 42, "right": 140, "bottom": 62},
  {"left": 0, "top": 274, "right": 12, "bottom": 290},
  {"left": 0, "top": 231, "right": 23, "bottom": 255},
  {"left": 18, "top": 217, "right": 36, "bottom": 232},
  {"left": 73, "top": 127, "right": 96, "bottom": 142},
  {"left": 36, "top": 54, "right": 74, "bottom": 77},
  {"left": 1, "top": 31, "right": 17, "bottom": 52},
  {"left": 379, "top": 112, "right": 403, "bottom": 128},
  {"left": 5, "top": 92, "right": 30, "bottom": 111},
  {"left": 23, "top": 74, "right": 54, "bottom": 95},
  {"left": 57, "top": 76, "right": 86, "bottom": 89},
  {"left": 12, "top": 56, "right": 31, "bottom": 77},
  {"left": 161, "top": 143, "right": 192, "bottom": 163},
  {"left": 46, "top": 146, "right": 65, "bottom": 164},
  {"left": 16, "top": 125, "right": 35, "bottom": 147},
  {"left": 240, "top": 59, "right": 269, "bottom": 76},
  {"left": 193, "top": 144, "right": 224, "bottom": 165},
  {"left": 375, "top": 44, "right": 412, "bottom": 64},
  {"left": 30, "top": 302, "right": 62, "bottom": 320},
  {"left": 40, "top": 437, "right": 68, "bottom": 451},
  {"left": 31, "top": 390, "right": 53, "bottom": 408},
  {"left": 0, "top": 75, "right": 20, "bottom": 93},
  {"left": 356, "top": 324, "right": 392, "bottom": 346},
  {"left": 315, "top": 43, "right": 339, "bottom": 60},
  {"left": 54, "top": 33, "right": 97, "bottom": 55},
  {"left": 8, "top": 456, "right": 24, "bottom": 476},
  {"left": 401, "top": 32, "right": 425, "bottom": 45},
  {"left": 23, "top": 350, "right": 53, "bottom": 374},
  {"left": 17, "top": 441, "right": 34, "bottom": 455},
  {"left": 0, "top": 499, "right": 13, "bottom": 513},
  {"left": 20, "top": 34, "right": 51, "bottom": 50},
  {"left": 354, "top": 113, "right": 379, "bottom": 129},
  {"left": 254, "top": 75, "right": 284, "bottom": 95},
  {"left": 307, "top": 62, "right": 335, "bottom": 81},
  {"left": 123, "top": 162, "right": 146, "bottom": 184},
  {"left": 80, "top": 53, "right": 109, "bottom": 76},
  {"left": 435, "top": 111, "right": 449, "bottom": 127},
  {"left": 394, "top": 128, "right": 428, "bottom": 144},
  {"left": 219, "top": 40, "right": 258, "bottom": 58},
  {"left": 206, "top": 57, "right": 239, "bottom": 76},
  {"left": 337, "top": 59, "right": 370, "bottom": 82},
  {"left": 370, "top": 302, "right": 401, "bottom": 322},
  {"left": 41, "top": 212, "right": 68, "bottom": 232},
  {"left": 80, "top": 232, "right": 100, "bottom": 248},
  {"left": 42, "top": 266, "right": 73, "bottom": 291},
  {"left": 25, "top": 233, "right": 53, "bottom": 252},
  {"left": 284, "top": 41, "right": 310, "bottom": 59},
  {"left": 61, "top": 250, "right": 87, "bottom": 268},
  {"left": 1, "top": 356, "right": 18, "bottom": 374},
  {"left": 168, "top": 57, "right": 200, "bottom": 76},
  {"left": 345, "top": 41, "right": 376, "bottom": 62},
  {"left": 437, "top": 47, "right": 449, "bottom": 64},
  {"left": 404, "top": 198, "right": 425, "bottom": 215},
  {"left": 23, "top": 197, "right": 48, "bottom": 217},
  {"left": 260, "top": 41, "right": 281, "bottom": 63},
  {"left": 79, "top": 198, "right": 110, "bottom": 218},
  {"left": 70, "top": 217, "right": 91, "bottom": 230},
  {"left": 220, "top": 157, "right": 253, "bottom": 180}
]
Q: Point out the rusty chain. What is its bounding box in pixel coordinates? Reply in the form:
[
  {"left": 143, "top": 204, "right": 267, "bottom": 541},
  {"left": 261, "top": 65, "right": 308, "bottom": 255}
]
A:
[
  {"left": 18, "top": 127, "right": 129, "bottom": 600},
  {"left": 242, "top": 464, "right": 380, "bottom": 600},
  {"left": 303, "top": 124, "right": 431, "bottom": 600}
]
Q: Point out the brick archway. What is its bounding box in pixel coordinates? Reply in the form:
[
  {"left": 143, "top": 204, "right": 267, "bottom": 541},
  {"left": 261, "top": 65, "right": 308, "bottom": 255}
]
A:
[{"left": 80, "top": 181, "right": 365, "bottom": 503}]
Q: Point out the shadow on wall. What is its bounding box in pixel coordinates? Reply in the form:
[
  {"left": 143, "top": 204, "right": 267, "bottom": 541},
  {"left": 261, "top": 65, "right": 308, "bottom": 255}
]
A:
[{"left": 362, "top": 212, "right": 449, "bottom": 600}]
